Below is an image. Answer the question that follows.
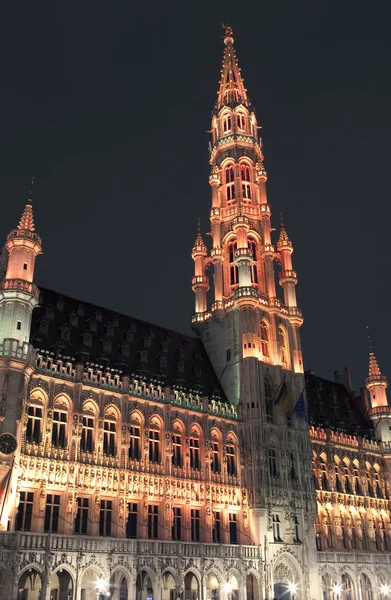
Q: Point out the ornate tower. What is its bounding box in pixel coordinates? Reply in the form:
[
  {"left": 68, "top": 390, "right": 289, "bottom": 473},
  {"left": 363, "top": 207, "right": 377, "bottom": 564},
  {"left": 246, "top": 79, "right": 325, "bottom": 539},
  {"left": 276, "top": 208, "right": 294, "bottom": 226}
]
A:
[
  {"left": 0, "top": 181, "right": 41, "bottom": 529},
  {"left": 192, "top": 27, "right": 317, "bottom": 598},
  {"left": 366, "top": 344, "right": 391, "bottom": 442}
]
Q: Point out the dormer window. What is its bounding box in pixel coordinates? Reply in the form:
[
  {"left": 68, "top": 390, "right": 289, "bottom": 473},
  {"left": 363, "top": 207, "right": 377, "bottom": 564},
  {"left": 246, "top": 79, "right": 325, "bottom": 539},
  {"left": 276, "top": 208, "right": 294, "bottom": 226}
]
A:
[{"left": 222, "top": 114, "right": 232, "bottom": 133}]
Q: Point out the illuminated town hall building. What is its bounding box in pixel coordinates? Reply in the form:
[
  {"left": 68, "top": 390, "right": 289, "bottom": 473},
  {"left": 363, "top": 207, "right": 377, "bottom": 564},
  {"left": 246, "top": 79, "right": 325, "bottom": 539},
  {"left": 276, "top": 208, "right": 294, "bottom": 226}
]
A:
[{"left": 0, "top": 26, "right": 390, "bottom": 600}]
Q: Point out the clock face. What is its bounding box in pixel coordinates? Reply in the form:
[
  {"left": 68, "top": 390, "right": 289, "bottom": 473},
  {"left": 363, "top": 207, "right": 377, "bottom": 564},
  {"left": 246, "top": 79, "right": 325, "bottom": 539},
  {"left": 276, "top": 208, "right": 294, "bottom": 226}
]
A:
[{"left": 0, "top": 433, "right": 17, "bottom": 455}]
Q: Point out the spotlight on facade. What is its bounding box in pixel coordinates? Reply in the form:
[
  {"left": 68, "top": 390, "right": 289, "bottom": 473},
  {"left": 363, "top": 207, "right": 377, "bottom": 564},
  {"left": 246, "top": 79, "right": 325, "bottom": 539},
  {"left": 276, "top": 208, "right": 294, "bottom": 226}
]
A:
[
  {"left": 225, "top": 581, "right": 233, "bottom": 595},
  {"left": 96, "top": 576, "right": 108, "bottom": 595},
  {"left": 333, "top": 584, "right": 341, "bottom": 597},
  {"left": 381, "top": 586, "right": 390, "bottom": 596},
  {"left": 289, "top": 583, "right": 297, "bottom": 595}
]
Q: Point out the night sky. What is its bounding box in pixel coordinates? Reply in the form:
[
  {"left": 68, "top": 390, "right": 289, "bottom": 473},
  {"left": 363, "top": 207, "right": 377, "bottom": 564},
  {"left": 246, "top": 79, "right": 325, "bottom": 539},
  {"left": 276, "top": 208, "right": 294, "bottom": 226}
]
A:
[{"left": 0, "top": 1, "right": 390, "bottom": 391}]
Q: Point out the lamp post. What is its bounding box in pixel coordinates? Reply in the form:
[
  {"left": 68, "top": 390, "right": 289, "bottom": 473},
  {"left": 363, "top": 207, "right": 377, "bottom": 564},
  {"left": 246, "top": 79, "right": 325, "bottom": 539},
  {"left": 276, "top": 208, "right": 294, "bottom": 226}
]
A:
[
  {"left": 333, "top": 583, "right": 341, "bottom": 600},
  {"left": 288, "top": 582, "right": 297, "bottom": 600},
  {"left": 96, "top": 575, "right": 108, "bottom": 600}
]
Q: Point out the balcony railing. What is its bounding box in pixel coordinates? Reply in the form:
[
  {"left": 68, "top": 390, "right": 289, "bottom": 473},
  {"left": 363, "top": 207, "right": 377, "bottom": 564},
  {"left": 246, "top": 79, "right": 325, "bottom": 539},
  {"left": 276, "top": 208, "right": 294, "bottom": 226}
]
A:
[
  {"left": 1, "top": 278, "right": 40, "bottom": 301},
  {"left": 0, "top": 531, "right": 261, "bottom": 559},
  {"left": 0, "top": 339, "right": 36, "bottom": 363}
]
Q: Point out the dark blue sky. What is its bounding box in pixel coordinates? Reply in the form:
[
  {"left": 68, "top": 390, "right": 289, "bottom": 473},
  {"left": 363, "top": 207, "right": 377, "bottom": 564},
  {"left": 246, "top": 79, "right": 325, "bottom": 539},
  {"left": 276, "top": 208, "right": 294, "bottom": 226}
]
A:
[{"left": 0, "top": 1, "right": 390, "bottom": 390}]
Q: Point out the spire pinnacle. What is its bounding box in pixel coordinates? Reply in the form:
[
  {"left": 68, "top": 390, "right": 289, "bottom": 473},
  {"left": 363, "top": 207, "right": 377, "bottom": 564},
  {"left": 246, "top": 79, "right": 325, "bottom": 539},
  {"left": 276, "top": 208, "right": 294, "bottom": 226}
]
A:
[
  {"left": 278, "top": 212, "right": 289, "bottom": 242},
  {"left": 217, "top": 26, "right": 248, "bottom": 109},
  {"left": 195, "top": 217, "right": 205, "bottom": 246},
  {"left": 18, "top": 177, "right": 35, "bottom": 232},
  {"left": 366, "top": 326, "right": 382, "bottom": 378}
]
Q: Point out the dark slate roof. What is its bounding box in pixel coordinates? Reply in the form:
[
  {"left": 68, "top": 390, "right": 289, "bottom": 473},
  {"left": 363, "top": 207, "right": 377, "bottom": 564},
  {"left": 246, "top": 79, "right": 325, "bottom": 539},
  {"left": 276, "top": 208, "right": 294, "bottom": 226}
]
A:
[
  {"left": 305, "top": 372, "right": 373, "bottom": 437},
  {"left": 30, "top": 287, "right": 227, "bottom": 401}
]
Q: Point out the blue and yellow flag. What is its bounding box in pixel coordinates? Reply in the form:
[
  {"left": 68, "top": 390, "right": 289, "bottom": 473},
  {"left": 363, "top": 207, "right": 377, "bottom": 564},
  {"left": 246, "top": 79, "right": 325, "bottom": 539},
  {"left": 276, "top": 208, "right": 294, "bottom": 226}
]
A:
[{"left": 273, "top": 380, "right": 292, "bottom": 416}]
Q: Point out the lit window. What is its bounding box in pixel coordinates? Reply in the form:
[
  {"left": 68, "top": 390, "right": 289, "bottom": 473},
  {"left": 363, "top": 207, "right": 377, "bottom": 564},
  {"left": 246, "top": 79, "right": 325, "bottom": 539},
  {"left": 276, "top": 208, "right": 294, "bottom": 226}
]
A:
[
  {"left": 81, "top": 416, "right": 94, "bottom": 452},
  {"left": 261, "top": 322, "right": 270, "bottom": 359},
  {"left": 240, "top": 164, "right": 250, "bottom": 181},
  {"left": 248, "top": 237, "right": 258, "bottom": 283},
  {"left": 52, "top": 410, "right": 67, "bottom": 448},
  {"left": 129, "top": 425, "right": 141, "bottom": 460},
  {"left": 26, "top": 405, "right": 42, "bottom": 444},
  {"left": 190, "top": 436, "right": 200, "bottom": 470},
  {"left": 149, "top": 429, "right": 160, "bottom": 463},
  {"left": 237, "top": 113, "right": 245, "bottom": 130},
  {"left": 99, "top": 499, "right": 112, "bottom": 536},
  {"left": 223, "top": 114, "right": 232, "bottom": 133},
  {"left": 44, "top": 494, "right": 60, "bottom": 533},
  {"left": 103, "top": 420, "right": 116, "bottom": 456},
  {"left": 242, "top": 182, "right": 251, "bottom": 199},
  {"left": 228, "top": 241, "right": 239, "bottom": 287},
  {"left": 226, "top": 442, "right": 237, "bottom": 476}
]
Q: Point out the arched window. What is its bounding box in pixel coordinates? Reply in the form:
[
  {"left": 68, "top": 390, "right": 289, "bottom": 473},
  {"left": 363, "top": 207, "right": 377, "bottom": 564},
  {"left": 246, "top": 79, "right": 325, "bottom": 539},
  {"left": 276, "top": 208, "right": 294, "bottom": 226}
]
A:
[
  {"left": 237, "top": 112, "right": 246, "bottom": 131},
  {"left": 226, "top": 436, "right": 237, "bottom": 476},
  {"left": 225, "top": 165, "right": 236, "bottom": 201},
  {"left": 268, "top": 446, "right": 278, "bottom": 477},
  {"left": 103, "top": 413, "right": 117, "bottom": 457},
  {"left": 81, "top": 402, "right": 97, "bottom": 453},
  {"left": 247, "top": 237, "right": 258, "bottom": 284},
  {"left": 242, "top": 182, "right": 251, "bottom": 199},
  {"left": 222, "top": 114, "right": 232, "bottom": 133},
  {"left": 52, "top": 405, "right": 68, "bottom": 448},
  {"left": 353, "top": 462, "right": 362, "bottom": 495},
  {"left": 129, "top": 414, "right": 142, "bottom": 460},
  {"left": 211, "top": 431, "right": 221, "bottom": 474},
  {"left": 341, "top": 574, "right": 355, "bottom": 600},
  {"left": 228, "top": 241, "right": 239, "bottom": 287},
  {"left": 26, "top": 402, "right": 43, "bottom": 444},
  {"left": 343, "top": 462, "right": 352, "bottom": 494},
  {"left": 240, "top": 164, "right": 251, "bottom": 181},
  {"left": 265, "top": 379, "right": 273, "bottom": 422},
  {"left": 279, "top": 327, "right": 289, "bottom": 369},
  {"left": 320, "top": 459, "right": 329, "bottom": 491},
  {"left": 149, "top": 419, "right": 161, "bottom": 463},
  {"left": 360, "top": 575, "right": 373, "bottom": 600},
  {"left": 172, "top": 423, "right": 184, "bottom": 467},
  {"left": 374, "top": 466, "right": 383, "bottom": 498},
  {"left": 189, "top": 430, "right": 201, "bottom": 470},
  {"left": 260, "top": 321, "right": 270, "bottom": 360}
]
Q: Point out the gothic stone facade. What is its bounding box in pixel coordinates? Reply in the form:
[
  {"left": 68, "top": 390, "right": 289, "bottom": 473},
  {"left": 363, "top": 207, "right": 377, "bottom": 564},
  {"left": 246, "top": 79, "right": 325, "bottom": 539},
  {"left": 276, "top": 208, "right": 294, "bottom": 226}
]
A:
[{"left": 0, "top": 25, "right": 390, "bottom": 600}]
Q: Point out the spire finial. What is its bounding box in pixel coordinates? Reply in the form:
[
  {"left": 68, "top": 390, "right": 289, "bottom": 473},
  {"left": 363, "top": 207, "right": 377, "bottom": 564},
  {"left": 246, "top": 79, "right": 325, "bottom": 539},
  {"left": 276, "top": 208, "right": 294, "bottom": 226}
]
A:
[
  {"left": 280, "top": 212, "right": 285, "bottom": 229},
  {"left": 278, "top": 212, "right": 289, "bottom": 242},
  {"left": 197, "top": 217, "right": 201, "bottom": 237},
  {"left": 28, "top": 176, "right": 34, "bottom": 205},
  {"left": 222, "top": 23, "right": 234, "bottom": 42},
  {"left": 366, "top": 326, "right": 382, "bottom": 378}
]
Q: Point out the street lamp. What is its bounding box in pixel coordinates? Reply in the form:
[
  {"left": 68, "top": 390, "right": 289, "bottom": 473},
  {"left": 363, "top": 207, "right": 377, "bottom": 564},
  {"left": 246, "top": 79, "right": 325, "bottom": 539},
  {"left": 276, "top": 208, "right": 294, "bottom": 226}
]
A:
[
  {"left": 381, "top": 586, "right": 389, "bottom": 598},
  {"left": 225, "top": 580, "right": 233, "bottom": 600},
  {"left": 96, "top": 575, "right": 108, "bottom": 600},
  {"left": 333, "top": 583, "right": 341, "bottom": 600},
  {"left": 289, "top": 582, "right": 297, "bottom": 600}
]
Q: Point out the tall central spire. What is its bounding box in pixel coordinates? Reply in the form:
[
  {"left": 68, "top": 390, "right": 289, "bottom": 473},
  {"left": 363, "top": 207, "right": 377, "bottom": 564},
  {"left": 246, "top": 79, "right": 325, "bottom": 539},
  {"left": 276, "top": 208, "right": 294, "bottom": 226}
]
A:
[{"left": 217, "top": 25, "right": 248, "bottom": 110}]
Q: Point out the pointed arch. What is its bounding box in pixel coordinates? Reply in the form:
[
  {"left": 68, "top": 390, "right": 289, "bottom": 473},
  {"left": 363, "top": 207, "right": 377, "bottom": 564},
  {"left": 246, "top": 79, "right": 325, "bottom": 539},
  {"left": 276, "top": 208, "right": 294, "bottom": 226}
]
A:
[
  {"left": 278, "top": 325, "right": 290, "bottom": 369},
  {"left": 260, "top": 320, "right": 271, "bottom": 362}
]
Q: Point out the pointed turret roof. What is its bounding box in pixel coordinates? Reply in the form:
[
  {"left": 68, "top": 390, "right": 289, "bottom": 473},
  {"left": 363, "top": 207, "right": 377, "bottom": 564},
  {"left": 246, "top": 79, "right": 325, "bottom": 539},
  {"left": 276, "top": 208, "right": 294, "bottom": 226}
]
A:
[
  {"left": 192, "top": 218, "right": 207, "bottom": 255},
  {"left": 365, "top": 328, "right": 388, "bottom": 387},
  {"left": 18, "top": 177, "right": 35, "bottom": 232},
  {"left": 217, "top": 25, "right": 248, "bottom": 110}
]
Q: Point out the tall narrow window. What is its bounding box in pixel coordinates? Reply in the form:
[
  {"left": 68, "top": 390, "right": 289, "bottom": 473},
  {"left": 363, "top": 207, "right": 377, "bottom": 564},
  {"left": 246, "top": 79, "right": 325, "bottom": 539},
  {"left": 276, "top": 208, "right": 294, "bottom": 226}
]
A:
[
  {"left": 129, "top": 425, "right": 141, "bottom": 460},
  {"left": 223, "top": 114, "right": 232, "bottom": 133},
  {"left": 81, "top": 416, "right": 94, "bottom": 452},
  {"left": 126, "top": 503, "right": 138, "bottom": 539},
  {"left": 335, "top": 464, "right": 342, "bottom": 492},
  {"left": 320, "top": 462, "right": 329, "bottom": 491},
  {"left": 366, "top": 470, "right": 373, "bottom": 496},
  {"left": 172, "top": 507, "right": 182, "bottom": 541},
  {"left": 172, "top": 434, "right": 182, "bottom": 467},
  {"left": 272, "top": 514, "right": 282, "bottom": 542},
  {"left": 149, "top": 429, "right": 160, "bottom": 463},
  {"left": 268, "top": 448, "right": 278, "bottom": 477},
  {"left": 190, "top": 436, "right": 200, "bottom": 470},
  {"left": 242, "top": 182, "right": 251, "bottom": 199},
  {"left": 211, "top": 441, "right": 220, "bottom": 473},
  {"left": 26, "top": 405, "right": 42, "bottom": 443},
  {"left": 240, "top": 164, "right": 251, "bottom": 181},
  {"left": 15, "top": 491, "right": 34, "bottom": 531},
  {"left": 191, "top": 509, "right": 200, "bottom": 541},
  {"left": 99, "top": 500, "right": 112, "bottom": 536},
  {"left": 261, "top": 322, "right": 270, "bottom": 360},
  {"left": 213, "top": 511, "right": 221, "bottom": 543},
  {"left": 228, "top": 241, "right": 239, "bottom": 287},
  {"left": 236, "top": 113, "right": 246, "bottom": 131},
  {"left": 52, "top": 410, "right": 67, "bottom": 448},
  {"left": 248, "top": 237, "right": 258, "bottom": 284},
  {"left": 229, "top": 513, "right": 238, "bottom": 544},
  {"left": 353, "top": 466, "right": 362, "bottom": 495},
  {"left": 226, "top": 442, "right": 237, "bottom": 476},
  {"left": 103, "top": 421, "right": 116, "bottom": 456},
  {"left": 293, "top": 515, "right": 301, "bottom": 543},
  {"left": 74, "top": 497, "right": 89, "bottom": 535},
  {"left": 279, "top": 327, "right": 289, "bottom": 369},
  {"left": 265, "top": 380, "right": 273, "bottom": 422},
  {"left": 44, "top": 494, "right": 60, "bottom": 533},
  {"left": 148, "top": 505, "right": 158, "bottom": 539},
  {"left": 374, "top": 470, "right": 383, "bottom": 498},
  {"left": 225, "top": 165, "right": 236, "bottom": 201},
  {"left": 343, "top": 465, "right": 352, "bottom": 494}
]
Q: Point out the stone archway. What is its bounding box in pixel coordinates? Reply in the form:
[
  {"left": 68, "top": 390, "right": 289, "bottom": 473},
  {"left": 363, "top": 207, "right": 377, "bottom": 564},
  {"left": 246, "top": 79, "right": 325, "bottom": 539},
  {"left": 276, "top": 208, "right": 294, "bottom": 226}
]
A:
[
  {"left": 162, "top": 572, "right": 177, "bottom": 600},
  {"left": 272, "top": 560, "right": 298, "bottom": 600},
  {"left": 206, "top": 573, "right": 222, "bottom": 600},
  {"left": 184, "top": 572, "right": 199, "bottom": 600},
  {"left": 17, "top": 569, "right": 43, "bottom": 600},
  {"left": 80, "top": 568, "right": 108, "bottom": 600},
  {"left": 50, "top": 569, "right": 74, "bottom": 600},
  {"left": 136, "top": 571, "right": 155, "bottom": 600},
  {"left": 246, "top": 573, "right": 260, "bottom": 600},
  {"left": 110, "top": 571, "right": 130, "bottom": 600}
]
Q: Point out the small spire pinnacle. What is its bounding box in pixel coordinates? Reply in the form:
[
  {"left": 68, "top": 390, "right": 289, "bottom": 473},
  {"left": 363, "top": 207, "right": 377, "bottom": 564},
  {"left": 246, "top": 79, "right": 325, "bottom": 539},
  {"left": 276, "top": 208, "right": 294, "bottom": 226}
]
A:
[
  {"left": 195, "top": 218, "right": 204, "bottom": 245},
  {"left": 278, "top": 212, "right": 289, "bottom": 242},
  {"left": 222, "top": 23, "right": 234, "bottom": 43},
  {"left": 366, "top": 326, "right": 382, "bottom": 378},
  {"left": 18, "top": 177, "right": 36, "bottom": 232}
]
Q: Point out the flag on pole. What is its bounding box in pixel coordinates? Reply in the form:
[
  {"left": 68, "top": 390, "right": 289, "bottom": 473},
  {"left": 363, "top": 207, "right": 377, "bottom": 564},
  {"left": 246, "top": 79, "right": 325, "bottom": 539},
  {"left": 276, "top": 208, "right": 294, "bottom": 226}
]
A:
[
  {"left": 291, "top": 391, "right": 306, "bottom": 421},
  {"left": 273, "top": 380, "right": 292, "bottom": 416}
]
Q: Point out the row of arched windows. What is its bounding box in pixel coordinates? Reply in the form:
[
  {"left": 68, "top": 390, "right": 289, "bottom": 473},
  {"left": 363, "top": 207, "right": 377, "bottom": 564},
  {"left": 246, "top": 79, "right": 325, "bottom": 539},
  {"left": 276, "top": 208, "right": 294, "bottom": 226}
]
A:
[
  {"left": 224, "top": 163, "right": 252, "bottom": 203},
  {"left": 221, "top": 111, "right": 247, "bottom": 135},
  {"left": 25, "top": 395, "right": 238, "bottom": 474},
  {"left": 227, "top": 238, "right": 258, "bottom": 287}
]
